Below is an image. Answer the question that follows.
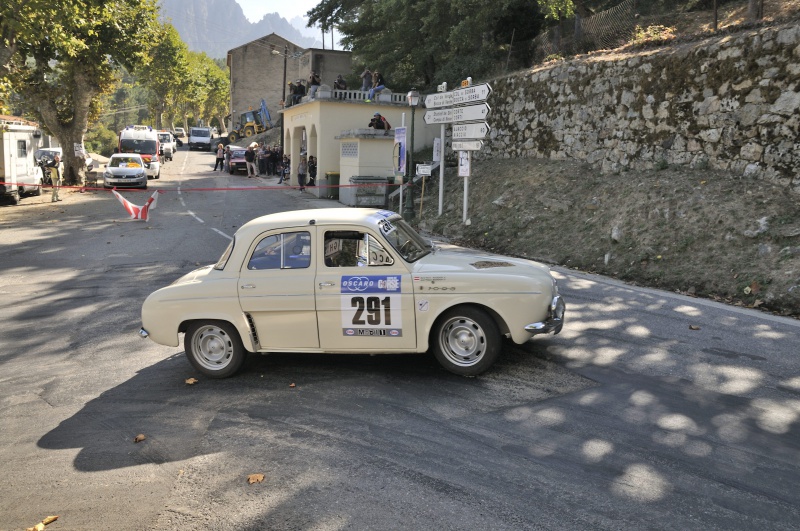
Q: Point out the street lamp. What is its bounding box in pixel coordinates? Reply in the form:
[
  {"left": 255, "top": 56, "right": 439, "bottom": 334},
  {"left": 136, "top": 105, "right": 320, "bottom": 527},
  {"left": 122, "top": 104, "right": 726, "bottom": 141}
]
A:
[
  {"left": 272, "top": 45, "right": 289, "bottom": 154},
  {"left": 404, "top": 89, "right": 420, "bottom": 221}
]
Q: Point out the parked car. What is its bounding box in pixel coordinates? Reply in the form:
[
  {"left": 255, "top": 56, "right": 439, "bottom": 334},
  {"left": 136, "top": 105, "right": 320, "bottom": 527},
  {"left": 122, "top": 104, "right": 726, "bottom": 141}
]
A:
[
  {"left": 228, "top": 146, "right": 247, "bottom": 174},
  {"left": 157, "top": 131, "right": 177, "bottom": 161},
  {"left": 34, "top": 147, "right": 94, "bottom": 172},
  {"left": 103, "top": 153, "right": 147, "bottom": 189},
  {"left": 139, "top": 208, "right": 566, "bottom": 379},
  {"left": 174, "top": 127, "right": 186, "bottom": 138}
]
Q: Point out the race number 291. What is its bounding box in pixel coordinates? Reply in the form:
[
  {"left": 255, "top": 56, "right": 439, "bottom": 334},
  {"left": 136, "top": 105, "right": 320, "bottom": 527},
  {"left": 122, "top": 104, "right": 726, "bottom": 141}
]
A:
[{"left": 340, "top": 275, "right": 402, "bottom": 336}]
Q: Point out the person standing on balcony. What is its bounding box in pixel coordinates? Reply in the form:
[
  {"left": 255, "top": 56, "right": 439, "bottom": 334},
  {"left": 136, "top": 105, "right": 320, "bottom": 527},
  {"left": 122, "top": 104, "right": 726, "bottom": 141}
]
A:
[
  {"left": 334, "top": 74, "right": 347, "bottom": 99},
  {"left": 360, "top": 68, "right": 372, "bottom": 91}
]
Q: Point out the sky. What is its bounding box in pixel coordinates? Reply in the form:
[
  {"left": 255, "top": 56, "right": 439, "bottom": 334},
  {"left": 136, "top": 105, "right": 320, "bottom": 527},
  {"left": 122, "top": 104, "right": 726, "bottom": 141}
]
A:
[{"left": 234, "top": 0, "right": 317, "bottom": 24}]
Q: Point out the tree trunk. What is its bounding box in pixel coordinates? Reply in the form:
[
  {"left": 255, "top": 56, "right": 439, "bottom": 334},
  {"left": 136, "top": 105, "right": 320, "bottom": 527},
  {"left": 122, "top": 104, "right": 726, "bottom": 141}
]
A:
[
  {"left": 748, "top": 0, "right": 762, "bottom": 21},
  {"left": 35, "top": 70, "right": 95, "bottom": 185}
]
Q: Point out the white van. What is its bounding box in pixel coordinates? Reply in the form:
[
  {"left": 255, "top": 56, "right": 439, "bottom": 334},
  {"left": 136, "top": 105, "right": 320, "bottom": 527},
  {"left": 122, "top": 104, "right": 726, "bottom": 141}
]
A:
[
  {"left": 118, "top": 125, "right": 160, "bottom": 179},
  {"left": 0, "top": 117, "right": 46, "bottom": 204},
  {"left": 188, "top": 127, "right": 213, "bottom": 151}
]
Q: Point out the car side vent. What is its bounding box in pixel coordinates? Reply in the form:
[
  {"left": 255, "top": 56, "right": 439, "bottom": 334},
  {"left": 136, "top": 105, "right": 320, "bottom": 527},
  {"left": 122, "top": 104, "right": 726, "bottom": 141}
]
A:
[{"left": 245, "top": 313, "right": 260, "bottom": 347}]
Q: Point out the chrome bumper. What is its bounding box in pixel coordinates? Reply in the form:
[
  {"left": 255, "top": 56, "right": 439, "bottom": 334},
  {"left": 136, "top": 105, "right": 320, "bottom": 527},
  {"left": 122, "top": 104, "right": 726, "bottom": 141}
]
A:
[{"left": 525, "top": 295, "right": 565, "bottom": 336}]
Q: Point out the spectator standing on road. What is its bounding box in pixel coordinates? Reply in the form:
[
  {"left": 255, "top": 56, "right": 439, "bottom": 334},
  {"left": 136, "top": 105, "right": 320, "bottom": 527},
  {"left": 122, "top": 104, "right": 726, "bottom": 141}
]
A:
[
  {"left": 224, "top": 145, "right": 231, "bottom": 172},
  {"left": 360, "top": 68, "right": 372, "bottom": 91},
  {"left": 366, "top": 71, "right": 385, "bottom": 102},
  {"left": 308, "top": 156, "right": 317, "bottom": 186},
  {"left": 298, "top": 156, "right": 308, "bottom": 192},
  {"left": 245, "top": 145, "right": 257, "bottom": 178},
  {"left": 258, "top": 144, "right": 268, "bottom": 176},
  {"left": 308, "top": 71, "right": 321, "bottom": 99},
  {"left": 213, "top": 143, "right": 224, "bottom": 171},
  {"left": 47, "top": 153, "right": 62, "bottom": 202},
  {"left": 278, "top": 155, "right": 290, "bottom": 184}
]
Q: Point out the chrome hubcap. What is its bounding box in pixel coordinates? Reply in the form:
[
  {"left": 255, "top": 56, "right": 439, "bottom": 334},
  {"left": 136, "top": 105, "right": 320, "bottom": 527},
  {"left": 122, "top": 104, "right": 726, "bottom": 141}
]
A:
[{"left": 440, "top": 317, "right": 485, "bottom": 367}]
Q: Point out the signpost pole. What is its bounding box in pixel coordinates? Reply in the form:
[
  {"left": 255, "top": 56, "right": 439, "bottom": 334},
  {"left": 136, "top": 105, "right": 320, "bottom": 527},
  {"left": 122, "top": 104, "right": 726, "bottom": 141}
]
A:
[{"left": 438, "top": 123, "right": 445, "bottom": 216}]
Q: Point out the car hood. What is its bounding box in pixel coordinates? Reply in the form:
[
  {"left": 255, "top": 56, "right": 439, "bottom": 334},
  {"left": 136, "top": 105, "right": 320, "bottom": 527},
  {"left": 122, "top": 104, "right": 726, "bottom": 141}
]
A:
[
  {"left": 106, "top": 166, "right": 145, "bottom": 176},
  {"left": 412, "top": 243, "right": 552, "bottom": 278}
]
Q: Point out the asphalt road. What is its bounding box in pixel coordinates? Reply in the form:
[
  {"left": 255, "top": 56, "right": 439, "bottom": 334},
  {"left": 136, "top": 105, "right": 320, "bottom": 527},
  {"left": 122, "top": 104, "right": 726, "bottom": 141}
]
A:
[{"left": 1, "top": 147, "right": 799, "bottom": 530}]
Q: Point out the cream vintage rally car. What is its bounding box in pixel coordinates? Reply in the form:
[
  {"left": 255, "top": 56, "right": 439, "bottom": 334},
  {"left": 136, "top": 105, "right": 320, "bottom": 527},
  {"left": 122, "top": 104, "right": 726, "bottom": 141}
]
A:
[{"left": 139, "top": 208, "right": 565, "bottom": 378}]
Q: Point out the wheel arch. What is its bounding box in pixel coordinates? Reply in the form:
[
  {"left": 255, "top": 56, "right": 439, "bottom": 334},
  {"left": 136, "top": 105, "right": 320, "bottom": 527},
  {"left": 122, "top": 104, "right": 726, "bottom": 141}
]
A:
[
  {"left": 424, "top": 301, "right": 510, "bottom": 350},
  {"left": 178, "top": 314, "right": 256, "bottom": 352}
]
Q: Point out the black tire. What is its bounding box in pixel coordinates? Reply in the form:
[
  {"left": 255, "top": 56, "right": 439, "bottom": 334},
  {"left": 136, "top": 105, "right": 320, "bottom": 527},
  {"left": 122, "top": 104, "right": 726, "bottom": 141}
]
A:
[
  {"left": 185, "top": 320, "right": 247, "bottom": 378},
  {"left": 9, "top": 190, "right": 20, "bottom": 205},
  {"left": 244, "top": 126, "right": 255, "bottom": 137},
  {"left": 229, "top": 133, "right": 238, "bottom": 143},
  {"left": 32, "top": 180, "right": 43, "bottom": 196},
  {"left": 432, "top": 306, "right": 501, "bottom": 376}
]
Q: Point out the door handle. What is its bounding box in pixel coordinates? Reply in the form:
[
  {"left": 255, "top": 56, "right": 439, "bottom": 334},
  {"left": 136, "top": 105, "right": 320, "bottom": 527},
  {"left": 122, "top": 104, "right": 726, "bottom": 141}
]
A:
[
  {"left": 318, "top": 281, "right": 335, "bottom": 287},
  {"left": 241, "top": 284, "right": 255, "bottom": 289}
]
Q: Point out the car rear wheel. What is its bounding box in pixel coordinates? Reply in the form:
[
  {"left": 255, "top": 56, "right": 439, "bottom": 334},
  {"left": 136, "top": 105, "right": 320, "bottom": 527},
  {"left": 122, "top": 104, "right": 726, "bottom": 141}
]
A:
[
  {"left": 185, "top": 321, "right": 247, "bottom": 378},
  {"left": 432, "top": 307, "right": 500, "bottom": 376}
]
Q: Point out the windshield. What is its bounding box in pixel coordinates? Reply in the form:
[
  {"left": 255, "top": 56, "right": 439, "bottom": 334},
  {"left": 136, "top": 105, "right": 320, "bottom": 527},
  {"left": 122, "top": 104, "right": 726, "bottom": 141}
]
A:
[
  {"left": 110, "top": 156, "right": 142, "bottom": 168},
  {"left": 214, "top": 239, "right": 234, "bottom": 270},
  {"left": 119, "top": 139, "right": 157, "bottom": 155},
  {"left": 191, "top": 129, "right": 210, "bottom": 137},
  {"left": 378, "top": 215, "right": 431, "bottom": 262},
  {"left": 158, "top": 134, "right": 171, "bottom": 143},
  {"left": 232, "top": 150, "right": 246, "bottom": 157}
]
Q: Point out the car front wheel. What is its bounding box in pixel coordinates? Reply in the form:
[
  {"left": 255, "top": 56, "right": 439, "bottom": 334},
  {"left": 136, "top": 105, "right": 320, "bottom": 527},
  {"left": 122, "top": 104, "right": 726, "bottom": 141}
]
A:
[
  {"left": 185, "top": 321, "right": 247, "bottom": 378},
  {"left": 432, "top": 307, "right": 500, "bottom": 376}
]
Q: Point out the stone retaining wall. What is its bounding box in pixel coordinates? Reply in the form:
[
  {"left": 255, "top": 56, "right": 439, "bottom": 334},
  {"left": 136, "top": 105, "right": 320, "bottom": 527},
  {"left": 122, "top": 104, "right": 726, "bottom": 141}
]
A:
[{"left": 482, "top": 21, "right": 800, "bottom": 189}]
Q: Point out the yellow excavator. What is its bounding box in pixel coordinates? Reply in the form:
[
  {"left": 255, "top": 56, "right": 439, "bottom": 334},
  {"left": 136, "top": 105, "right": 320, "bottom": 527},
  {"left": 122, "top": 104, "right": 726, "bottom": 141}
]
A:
[{"left": 227, "top": 100, "right": 272, "bottom": 143}]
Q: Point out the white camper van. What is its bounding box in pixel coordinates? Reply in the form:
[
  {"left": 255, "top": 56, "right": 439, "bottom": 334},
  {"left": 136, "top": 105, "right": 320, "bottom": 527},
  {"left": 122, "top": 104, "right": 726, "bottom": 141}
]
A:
[{"left": 0, "top": 116, "right": 47, "bottom": 205}]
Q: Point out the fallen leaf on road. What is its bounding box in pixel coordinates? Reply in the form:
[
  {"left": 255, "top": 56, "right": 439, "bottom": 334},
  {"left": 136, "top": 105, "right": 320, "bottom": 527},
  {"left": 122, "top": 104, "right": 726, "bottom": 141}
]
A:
[
  {"left": 25, "top": 516, "right": 58, "bottom": 531},
  {"left": 247, "top": 473, "right": 265, "bottom": 484},
  {"left": 134, "top": 434, "right": 147, "bottom": 443},
  {"left": 689, "top": 325, "right": 701, "bottom": 330},
  {"left": 753, "top": 299, "right": 763, "bottom": 308},
  {"left": 185, "top": 378, "right": 199, "bottom": 385}
]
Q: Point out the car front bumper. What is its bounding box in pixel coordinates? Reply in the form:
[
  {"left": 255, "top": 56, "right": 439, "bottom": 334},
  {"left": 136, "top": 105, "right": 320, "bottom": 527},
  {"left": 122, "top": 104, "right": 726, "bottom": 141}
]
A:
[{"left": 524, "top": 295, "right": 565, "bottom": 336}]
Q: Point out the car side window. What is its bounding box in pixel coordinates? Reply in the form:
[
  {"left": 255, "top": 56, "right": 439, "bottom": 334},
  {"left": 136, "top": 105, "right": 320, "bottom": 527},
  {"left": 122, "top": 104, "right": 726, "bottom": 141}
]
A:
[
  {"left": 324, "top": 231, "right": 393, "bottom": 267},
  {"left": 248, "top": 231, "right": 311, "bottom": 270}
]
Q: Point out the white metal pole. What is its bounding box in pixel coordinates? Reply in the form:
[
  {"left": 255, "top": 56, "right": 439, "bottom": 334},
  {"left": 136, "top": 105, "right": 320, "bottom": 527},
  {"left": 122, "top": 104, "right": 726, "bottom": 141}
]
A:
[
  {"left": 463, "top": 175, "right": 469, "bottom": 223},
  {"left": 438, "top": 123, "right": 445, "bottom": 216},
  {"left": 399, "top": 113, "right": 406, "bottom": 213}
]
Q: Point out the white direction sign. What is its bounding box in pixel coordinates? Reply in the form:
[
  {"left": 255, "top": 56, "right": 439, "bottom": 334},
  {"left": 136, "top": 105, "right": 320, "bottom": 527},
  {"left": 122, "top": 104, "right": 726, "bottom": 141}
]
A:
[
  {"left": 452, "top": 103, "right": 491, "bottom": 123},
  {"left": 425, "top": 103, "right": 491, "bottom": 125},
  {"left": 452, "top": 122, "right": 490, "bottom": 140},
  {"left": 424, "top": 92, "right": 454, "bottom": 109},
  {"left": 452, "top": 83, "right": 492, "bottom": 105},
  {"left": 452, "top": 140, "right": 483, "bottom": 151},
  {"left": 424, "top": 108, "right": 452, "bottom": 125}
]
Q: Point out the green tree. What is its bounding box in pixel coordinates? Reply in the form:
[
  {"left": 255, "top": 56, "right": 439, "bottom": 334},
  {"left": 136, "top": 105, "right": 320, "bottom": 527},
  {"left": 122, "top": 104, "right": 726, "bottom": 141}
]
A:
[
  {"left": 4, "top": 0, "right": 159, "bottom": 184},
  {"left": 536, "top": 0, "right": 575, "bottom": 20},
  {"left": 309, "top": 0, "right": 544, "bottom": 90},
  {"left": 138, "top": 23, "right": 190, "bottom": 131}
]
